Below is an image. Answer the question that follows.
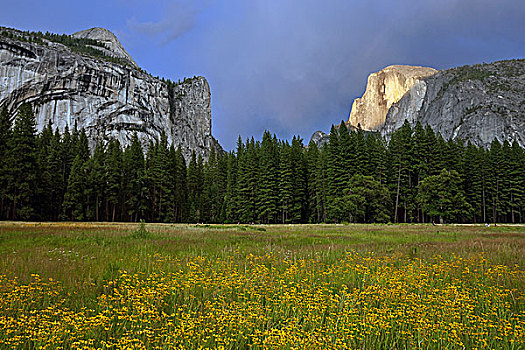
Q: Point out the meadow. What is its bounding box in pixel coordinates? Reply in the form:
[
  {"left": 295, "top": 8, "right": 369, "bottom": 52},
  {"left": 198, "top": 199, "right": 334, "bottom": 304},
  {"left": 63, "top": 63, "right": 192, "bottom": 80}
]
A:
[{"left": 1, "top": 222, "right": 524, "bottom": 349}]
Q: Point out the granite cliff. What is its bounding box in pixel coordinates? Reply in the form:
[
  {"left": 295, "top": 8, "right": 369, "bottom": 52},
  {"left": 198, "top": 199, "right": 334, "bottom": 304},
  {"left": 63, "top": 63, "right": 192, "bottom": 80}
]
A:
[
  {"left": 349, "top": 65, "right": 437, "bottom": 130},
  {"left": 0, "top": 26, "right": 220, "bottom": 160},
  {"left": 345, "top": 60, "right": 525, "bottom": 148},
  {"left": 382, "top": 60, "right": 525, "bottom": 148}
]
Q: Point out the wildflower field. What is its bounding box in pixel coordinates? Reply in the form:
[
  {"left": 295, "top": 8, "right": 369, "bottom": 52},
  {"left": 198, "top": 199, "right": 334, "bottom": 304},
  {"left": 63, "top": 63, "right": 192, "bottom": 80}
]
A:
[{"left": 1, "top": 223, "right": 524, "bottom": 349}]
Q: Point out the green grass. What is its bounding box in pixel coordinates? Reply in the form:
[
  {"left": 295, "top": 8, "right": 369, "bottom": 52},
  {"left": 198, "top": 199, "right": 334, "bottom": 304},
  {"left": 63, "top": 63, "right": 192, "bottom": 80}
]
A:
[
  {"left": 1, "top": 223, "right": 524, "bottom": 349},
  {"left": 1, "top": 222, "right": 524, "bottom": 290}
]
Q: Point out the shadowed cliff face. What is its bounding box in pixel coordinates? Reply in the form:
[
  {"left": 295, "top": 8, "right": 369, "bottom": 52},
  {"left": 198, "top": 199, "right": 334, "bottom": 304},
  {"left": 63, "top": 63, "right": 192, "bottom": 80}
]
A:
[
  {"left": 0, "top": 27, "right": 219, "bottom": 161},
  {"left": 383, "top": 60, "right": 525, "bottom": 148}
]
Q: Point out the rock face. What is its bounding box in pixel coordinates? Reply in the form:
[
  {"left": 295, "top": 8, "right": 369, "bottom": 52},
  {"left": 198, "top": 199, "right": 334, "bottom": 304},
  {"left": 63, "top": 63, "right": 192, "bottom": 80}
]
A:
[
  {"left": 382, "top": 60, "right": 525, "bottom": 148},
  {"left": 309, "top": 130, "right": 330, "bottom": 147},
  {"left": 340, "top": 60, "right": 525, "bottom": 148},
  {"left": 348, "top": 65, "right": 437, "bottom": 130},
  {"left": 72, "top": 27, "right": 138, "bottom": 68},
  {"left": 0, "top": 26, "right": 220, "bottom": 161}
]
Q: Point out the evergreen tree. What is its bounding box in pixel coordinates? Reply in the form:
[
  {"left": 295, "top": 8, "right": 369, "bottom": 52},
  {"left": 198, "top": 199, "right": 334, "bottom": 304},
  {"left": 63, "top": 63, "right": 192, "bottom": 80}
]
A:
[
  {"left": 236, "top": 138, "right": 258, "bottom": 223},
  {"left": 354, "top": 124, "right": 368, "bottom": 174},
  {"left": 62, "top": 155, "right": 87, "bottom": 220},
  {"left": 417, "top": 169, "right": 472, "bottom": 223},
  {"left": 503, "top": 141, "right": 523, "bottom": 223},
  {"left": 84, "top": 142, "right": 105, "bottom": 221},
  {"left": 336, "top": 174, "right": 391, "bottom": 223},
  {"left": 387, "top": 121, "right": 413, "bottom": 223},
  {"left": 279, "top": 141, "right": 294, "bottom": 223},
  {"left": 9, "top": 103, "right": 38, "bottom": 220},
  {"left": 43, "top": 129, "right": 64, "bottom": 221},
  {"left": 326, "top": 124, "right": 345, "bottom": 221},
  {"left": 257, "top": 131, "right": 280, "bottom": 223},
  {"left": 306, "top": 139, "right": 320, "bottom": 223},
  {"left": 122, "top": 134, "right": 145, "bottom": 221},
  {"left": 105, "top": 139, "right": 123, "bottom": 222},
  {"left": 488, "top": 139, "right": 504, "bottom": 223},
  {"left": 187, "top": 151, "right": 204, "bottom": 222},
  {"left": 0, "top": 106, "right": 12, "bottom": 219},
  {"left": 462, "top": 142, "right": 483, "bottom": 223},
  {"left": 173, "top": 146, "right": 188, "bottom": 222},
  {"left": 314, "top": 144, "right": 329, "bottom": 222},
  {"left": 289, "top": 136, "right": 307, "bottom": 223},
  {"left": 35, "top": 121, "right": 54, "bottom": 219},
  {"left": 365, "top": 133, "right": 387, "bottom": 183},
  {"left": 224, "top": 151, "right": 238, "bottom": 223}
]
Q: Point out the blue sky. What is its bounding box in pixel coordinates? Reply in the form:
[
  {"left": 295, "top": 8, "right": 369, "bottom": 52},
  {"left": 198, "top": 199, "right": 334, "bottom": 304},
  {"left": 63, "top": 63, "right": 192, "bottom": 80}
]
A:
[{"left": 2, "top": 0, "right": 524, "bottom": 149}]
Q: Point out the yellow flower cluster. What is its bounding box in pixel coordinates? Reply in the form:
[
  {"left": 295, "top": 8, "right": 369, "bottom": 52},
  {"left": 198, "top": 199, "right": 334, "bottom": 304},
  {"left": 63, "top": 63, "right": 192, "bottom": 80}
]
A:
[{"left": 1, "top": 253, "right": 524, "bottom": 349}]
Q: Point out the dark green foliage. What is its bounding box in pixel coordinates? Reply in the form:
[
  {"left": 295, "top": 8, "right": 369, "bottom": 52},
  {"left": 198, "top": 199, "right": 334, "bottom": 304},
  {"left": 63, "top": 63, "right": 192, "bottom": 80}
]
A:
[
  {"left": 105, "top": 139, "right": 123, "bottom": 222},
  {"left": 347, "top": 174, "right": 392, "bottom": 223},
  {"left": 417, "top": 169, "right": 472, "bottom": 223},
  {"left": 0, "top": 106, "right": 12, "bottom": 219},
  {"left": 9, "top": 103, "right": 38, "bottom": 220},
  {"left": 62, "top": 155, "right": 87, "bottom": 221},
  {"left": 1, "top": 107, "right": 524, "bottom": 224},
  {"left": 257, "top": 132, "right": 280, "bottom": 223},
  {"left": 123, "top": 134, "right": 146, "bottom": 222}
]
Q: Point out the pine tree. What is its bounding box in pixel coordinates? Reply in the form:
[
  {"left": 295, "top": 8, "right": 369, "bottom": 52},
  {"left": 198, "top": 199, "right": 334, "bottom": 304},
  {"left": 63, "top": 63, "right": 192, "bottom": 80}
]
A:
[
  {"left": 306, "top": 139, "right": 320, "bottom": 223},
  {"left": 503, "top": 141, "right": 523, "bottom": 223},
  {"left": 62, "top": 155, "right": 87, "bottom": 220},
  {"left": 279, "top": 141, "right": 294, "bottom": 223},
  {"left": 326, "top": 124, "right": 345, "bottom": 221},
  {"left": 289, "top": 136, "right": 307, "bottom": 223},
  {"left": 236, "top": 138, "right": 258, "bottom": 223},
  {"left": 122, "top": 134, "right": 145, "bottom": 221},
  {"left": 202, "top": 146, "right": 222, "bottom": 222},
  {"left": 187, "top": 151, "right": 204, "bottom": 222},
  {"left": 257, "top": 131, "right": 279, "bottom": 223},
  {"left": 462, "top": 142, "right": 483, "bottom": 223},
  {"left": 0, "top": 106, "right": 12, "bottom": 219},
  {"left": 354, "top": 124, "right": 368, "bottom": 175},
  {"left": 417, "top": 169, "right": 472, "bottom": 223},
  {"left": 59, "top": 125, "right": 74, "bottom": 204},
  {"left": 387, "top": 120, "right": 412, "bottom": 223},
  {"left": 224, "top": 151, "right": 238, "bottom": 223},
  {"left": 172, "top": 146, "right": 187, "bottom": 222},
  {"left": 105, "top": 139, "right": 123, "bottom": 222},
  {"left": 35, "top": 121, "right": 54, "bottom": 218},
  {"left": 84, "top": 142, "right": 105, "bottom": 221},
  {"left": 314, "top": 144, "right": 329, "bottom": 222},
  {"left": 43, "top": 129, "right": 64, "bottom": 221},
  {"left": 9, "top": 103, "right": 38, "bottom": 220},
  {"left": 488, "top": 139, "right": 504, "bottom": 223}
]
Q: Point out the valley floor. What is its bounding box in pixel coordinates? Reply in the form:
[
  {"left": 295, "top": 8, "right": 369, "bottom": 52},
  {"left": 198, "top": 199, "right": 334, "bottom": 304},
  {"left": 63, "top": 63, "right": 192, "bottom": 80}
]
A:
[{"left": 1, "top": 223, "right": 524, "bottom": 348}]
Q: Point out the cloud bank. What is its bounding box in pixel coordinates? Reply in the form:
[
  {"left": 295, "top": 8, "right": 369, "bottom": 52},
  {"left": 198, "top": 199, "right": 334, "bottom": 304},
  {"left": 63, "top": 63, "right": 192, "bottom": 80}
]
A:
[{"left": 127, "top": 0, "right": 525, "bottom": 149}]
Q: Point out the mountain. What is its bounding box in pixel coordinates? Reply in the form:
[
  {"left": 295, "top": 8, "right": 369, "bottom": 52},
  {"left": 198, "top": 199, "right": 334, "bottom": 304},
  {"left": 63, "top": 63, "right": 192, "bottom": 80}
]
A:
[
  {"left": 0, "top": 26, "right": 220, "bottom": 160},
  {"left": 349, "top": 65, "right": 437, "bottom": 131},
  {"left": 71, "top": 27, "right": 138, "bottom": 68},
  {"left": 344, "top": 60, "right": 525, "bottom": 148}
]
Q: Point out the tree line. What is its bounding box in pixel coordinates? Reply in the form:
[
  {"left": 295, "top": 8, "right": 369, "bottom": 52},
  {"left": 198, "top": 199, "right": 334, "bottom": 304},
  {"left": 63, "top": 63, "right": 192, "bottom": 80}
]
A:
[{"left": 1, "top": 103, "right": 524, "bottom": 224}]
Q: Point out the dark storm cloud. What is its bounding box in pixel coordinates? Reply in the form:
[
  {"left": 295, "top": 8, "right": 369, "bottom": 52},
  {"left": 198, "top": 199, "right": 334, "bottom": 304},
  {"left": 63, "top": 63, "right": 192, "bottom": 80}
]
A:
[
  {"left": 127, "top": 0, "right": 211, "bottom": 44},
  {"left": 191, "top": 0, "right": 525, "bottom": 149},
  {"left": 7, "top": 0, "right": 521, "bottom": 150}
]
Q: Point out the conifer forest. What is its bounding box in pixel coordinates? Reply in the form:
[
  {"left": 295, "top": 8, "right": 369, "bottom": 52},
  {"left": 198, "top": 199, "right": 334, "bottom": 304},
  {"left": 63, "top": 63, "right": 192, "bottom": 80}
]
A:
[{"left": 1, "top": 103, "right": 524, "bottom": 224}]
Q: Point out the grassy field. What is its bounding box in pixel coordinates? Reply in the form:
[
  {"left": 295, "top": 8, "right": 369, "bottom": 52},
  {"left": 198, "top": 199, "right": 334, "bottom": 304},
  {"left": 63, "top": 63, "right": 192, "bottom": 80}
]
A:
[{"left": 1, "top": 222, "right": 524, "bottom": 349}]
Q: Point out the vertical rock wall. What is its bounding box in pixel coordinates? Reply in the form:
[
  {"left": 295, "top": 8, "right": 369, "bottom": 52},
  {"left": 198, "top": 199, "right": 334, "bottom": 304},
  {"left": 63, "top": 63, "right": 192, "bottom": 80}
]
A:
[{"left": 0, "top": 32, "right": 219, "bottom": 161}]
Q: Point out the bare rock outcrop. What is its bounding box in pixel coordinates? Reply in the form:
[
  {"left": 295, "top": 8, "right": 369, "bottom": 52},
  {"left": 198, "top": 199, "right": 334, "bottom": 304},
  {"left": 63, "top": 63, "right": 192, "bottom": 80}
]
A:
[
  {"left": 383, "top": 60, "right": 525, "bottom": 148},
  {"left": 348, "top": 65, "right": 437, "bottom": 130},
  {"left": 72, "top": 27, "right": 138, "bottom": 68},
  {"left": 0, "top": 26, "right": 220, "bottom": 161}
]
